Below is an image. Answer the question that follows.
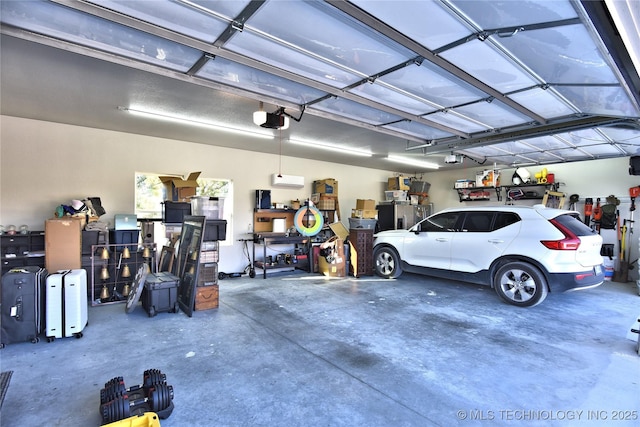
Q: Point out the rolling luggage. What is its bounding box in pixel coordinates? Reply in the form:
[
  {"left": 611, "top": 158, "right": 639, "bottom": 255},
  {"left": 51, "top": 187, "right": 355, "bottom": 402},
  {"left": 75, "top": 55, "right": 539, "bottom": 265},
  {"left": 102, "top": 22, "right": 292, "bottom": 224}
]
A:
[
  {"left": 45, "top": 269, "right": 88, "bottom": 342},
  {"left": 1, "top": 266, "right": 47, "bottom": 348}
]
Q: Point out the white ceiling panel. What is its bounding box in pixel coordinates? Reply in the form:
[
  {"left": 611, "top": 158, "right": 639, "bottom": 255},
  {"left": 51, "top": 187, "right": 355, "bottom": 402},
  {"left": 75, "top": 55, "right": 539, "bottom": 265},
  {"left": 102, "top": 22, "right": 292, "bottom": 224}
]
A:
[
  {"left": 438, "top": 38, "right": 540, "bottom": 93},
  {"left": 507, "top": 87, "right": 577, "bottom": 119},
  {"left": 0, "top": 0, "right": 638, "bottom": 172}
]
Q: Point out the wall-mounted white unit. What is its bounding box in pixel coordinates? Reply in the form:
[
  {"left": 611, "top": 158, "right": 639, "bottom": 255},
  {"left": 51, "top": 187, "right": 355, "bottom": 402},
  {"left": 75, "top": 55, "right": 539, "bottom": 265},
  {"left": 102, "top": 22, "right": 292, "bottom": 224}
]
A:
[{"left": 271, "top": 173, "right": 304, "bottom": 188}]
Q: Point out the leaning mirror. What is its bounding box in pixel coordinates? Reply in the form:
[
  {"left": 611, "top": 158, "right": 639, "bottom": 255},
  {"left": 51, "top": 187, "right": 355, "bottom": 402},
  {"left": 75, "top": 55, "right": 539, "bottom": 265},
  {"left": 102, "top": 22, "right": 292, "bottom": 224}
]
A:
[{"left": 176, "top": 215, "right": 205, "bottom": 317}]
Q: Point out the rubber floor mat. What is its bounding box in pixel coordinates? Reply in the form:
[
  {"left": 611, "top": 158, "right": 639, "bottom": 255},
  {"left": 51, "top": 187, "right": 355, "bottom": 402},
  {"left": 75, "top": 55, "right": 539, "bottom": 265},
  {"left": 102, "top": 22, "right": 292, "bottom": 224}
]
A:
[{"left": 0, "top": 371, "right": 13, "bottom": 410}]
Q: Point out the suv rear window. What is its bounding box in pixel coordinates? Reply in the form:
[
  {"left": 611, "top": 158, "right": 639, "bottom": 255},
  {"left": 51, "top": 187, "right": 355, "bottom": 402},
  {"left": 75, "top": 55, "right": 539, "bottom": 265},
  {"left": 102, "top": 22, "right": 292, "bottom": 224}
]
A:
[
  {"left": 462, "top": 212, "right": 493, "bottom": 232},
  {"left": 554, "top": 213, "right": 597, "bottom": 236},
  {"left": 494, "top": 212, "right": 520, "bottom": 230},
  {"left": 461, "top": 211, "right": 520, "bottom": 232}
]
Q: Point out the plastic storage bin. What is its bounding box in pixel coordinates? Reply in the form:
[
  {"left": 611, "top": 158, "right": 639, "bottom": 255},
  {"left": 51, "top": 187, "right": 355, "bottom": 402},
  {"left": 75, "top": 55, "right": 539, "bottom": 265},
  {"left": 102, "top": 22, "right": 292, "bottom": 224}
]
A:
[
  {"left": 348, "top": 218, "right": 377, "bottom": 229},
  {"left": 163, "top": 201, "right": 192, "bottom": 224},
  {"left": 191, "top": 197, "right": 223, "bottom": 219},
  {"left": 203, "top": 220, "right": 227, "bottom": 241},
  {"left": 141, "top": 272, "right": 179, "bottom": 317}
]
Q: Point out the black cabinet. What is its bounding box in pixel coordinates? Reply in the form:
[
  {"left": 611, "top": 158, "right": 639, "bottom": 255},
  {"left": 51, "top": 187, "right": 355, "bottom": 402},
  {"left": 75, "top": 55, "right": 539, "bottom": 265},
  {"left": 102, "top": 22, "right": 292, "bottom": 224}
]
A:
[{"left": 1, "top": 231, "right": 45, "bottom": 275}]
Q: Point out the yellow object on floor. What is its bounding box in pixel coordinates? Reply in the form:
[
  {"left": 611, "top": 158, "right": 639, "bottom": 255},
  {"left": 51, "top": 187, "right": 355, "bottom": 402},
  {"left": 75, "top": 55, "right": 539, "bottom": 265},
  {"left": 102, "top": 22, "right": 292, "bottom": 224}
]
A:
[{"left": 103, "top": 413, "right": 161, "bottom": 427}]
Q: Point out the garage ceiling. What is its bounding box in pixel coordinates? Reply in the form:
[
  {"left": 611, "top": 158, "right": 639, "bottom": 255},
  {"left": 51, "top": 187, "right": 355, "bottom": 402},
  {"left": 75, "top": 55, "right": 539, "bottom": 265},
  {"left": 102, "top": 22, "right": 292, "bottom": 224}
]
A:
[{"left": 1, "top": 0, "right": 639, "bottom": 173}]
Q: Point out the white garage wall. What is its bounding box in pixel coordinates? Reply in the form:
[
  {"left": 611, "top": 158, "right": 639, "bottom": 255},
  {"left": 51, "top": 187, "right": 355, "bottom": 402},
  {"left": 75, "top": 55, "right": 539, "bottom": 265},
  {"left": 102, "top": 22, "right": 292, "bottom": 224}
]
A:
[
  {"left": 0, "top": 116, "right": 393, "bottom": 273},
  {"left": 2, "top": 115, "right": 639, "bottom": 278}
]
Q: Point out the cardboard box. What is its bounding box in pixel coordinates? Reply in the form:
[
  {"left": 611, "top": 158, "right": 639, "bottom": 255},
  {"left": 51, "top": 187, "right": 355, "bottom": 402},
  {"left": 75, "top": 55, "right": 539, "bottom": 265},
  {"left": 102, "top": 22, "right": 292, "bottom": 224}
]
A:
[
  {"left": 45, "top": 218, "right": 82, "bottom": 271},
  {"left": 314, "top": 178, "right": 338, "bottom": 195},
  {"left": 317, "top": 197, "right": 336, "bottom": 210},
  {"left": 476, "top": 170, "right": 500, "bottom": 187},
  {"left": 356, "top": 199, "right": 376, "bottom": 210},
  {"left": 454, "top": 180, "right": 475, "bottom": 189},
  {"left": 388, "top": 176, "right": 410, "bottom": 191},
  {"left": 384, "top": 190, "right": 408, "bottom": 202},
  {"left": 329, "top": 222, "right": 349, "bottom": 241},
  {"left": 159, "top": 172, "right": 201, "bottom": 201},
  {"left": 351, "top": 209, "right": 377, "bottom": 219},
  {"left": 318, "top": 239, "right": 346, "bottom": 277}
]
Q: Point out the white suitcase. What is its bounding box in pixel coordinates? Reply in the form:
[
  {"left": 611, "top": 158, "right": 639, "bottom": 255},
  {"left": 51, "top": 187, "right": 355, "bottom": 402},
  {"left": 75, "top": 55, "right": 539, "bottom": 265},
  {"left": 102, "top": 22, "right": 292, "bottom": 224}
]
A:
[{"left": 46, "top": 269, "right": 88, "bottom": 342}]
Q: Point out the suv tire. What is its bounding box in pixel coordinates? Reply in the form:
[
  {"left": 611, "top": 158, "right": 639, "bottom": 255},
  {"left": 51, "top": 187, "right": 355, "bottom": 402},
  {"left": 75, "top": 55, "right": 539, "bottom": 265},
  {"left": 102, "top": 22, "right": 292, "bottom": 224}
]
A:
[
  {"left": 374, "top": 246, "right": 403, "bottom": 279},
  {"left": 493, "top": 261, "right": 548, "bottom": 307}
]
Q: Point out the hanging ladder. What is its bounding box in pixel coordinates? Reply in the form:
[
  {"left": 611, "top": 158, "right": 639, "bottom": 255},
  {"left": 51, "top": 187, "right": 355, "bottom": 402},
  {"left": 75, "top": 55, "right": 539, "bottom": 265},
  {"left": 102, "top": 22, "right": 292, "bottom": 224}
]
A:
[{"left": 542, "top": 190, "right": 566, "bottom": 209}]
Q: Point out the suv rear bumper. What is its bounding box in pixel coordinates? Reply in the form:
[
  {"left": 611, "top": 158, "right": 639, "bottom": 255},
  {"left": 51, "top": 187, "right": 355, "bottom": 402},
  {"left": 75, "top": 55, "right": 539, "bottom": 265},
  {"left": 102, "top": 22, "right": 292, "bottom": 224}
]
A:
[{"left": 548, "top": 264, "right": 605, "bottom": 292}]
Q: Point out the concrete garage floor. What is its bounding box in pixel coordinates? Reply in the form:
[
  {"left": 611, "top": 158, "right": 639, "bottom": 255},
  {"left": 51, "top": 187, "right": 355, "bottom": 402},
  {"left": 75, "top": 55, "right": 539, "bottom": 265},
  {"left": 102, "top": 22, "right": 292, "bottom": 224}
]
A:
[{"left": 1, "top": 272, "right": 639, "bottom": 427}]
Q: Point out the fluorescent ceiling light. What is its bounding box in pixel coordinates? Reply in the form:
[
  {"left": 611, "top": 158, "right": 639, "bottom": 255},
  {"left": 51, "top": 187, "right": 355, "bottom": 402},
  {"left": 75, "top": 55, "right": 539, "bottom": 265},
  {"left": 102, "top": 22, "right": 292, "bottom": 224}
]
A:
[
  {"left": 289, "top": 138, "right": 372, "bottom": 157},
  {"left": 121, "top": 106, "right": 274, "bottom": 139},
  {"left": 386, "top": 155, "right": 440, "bottom": 169}
]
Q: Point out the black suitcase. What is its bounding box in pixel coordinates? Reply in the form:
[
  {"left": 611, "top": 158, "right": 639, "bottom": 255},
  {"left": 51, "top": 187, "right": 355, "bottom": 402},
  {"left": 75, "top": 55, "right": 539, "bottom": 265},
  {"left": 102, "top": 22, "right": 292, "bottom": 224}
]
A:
[
  {"left": 1, "top": 266, "right": 47, "bottom": 348},
  {"left": 141, "top": 272, "right": 179, "bottom": 317}
]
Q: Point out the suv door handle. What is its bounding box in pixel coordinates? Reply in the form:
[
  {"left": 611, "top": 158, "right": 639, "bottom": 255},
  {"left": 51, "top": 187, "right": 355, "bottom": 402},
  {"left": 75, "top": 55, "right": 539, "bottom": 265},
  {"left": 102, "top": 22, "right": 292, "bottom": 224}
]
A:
[
  {"left": 436, "top": 238, "right": 449, "bottom": 242},
  {"left": 488, "top": 239, "right": 504, "bottom": 243}
]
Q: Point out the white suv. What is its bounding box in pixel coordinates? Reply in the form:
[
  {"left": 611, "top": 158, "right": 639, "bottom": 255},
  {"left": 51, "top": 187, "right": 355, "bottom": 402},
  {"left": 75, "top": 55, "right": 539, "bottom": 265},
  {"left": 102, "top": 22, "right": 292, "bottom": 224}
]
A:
[{"left": 373, "top": 205, "right": 604, "bottom": 307}]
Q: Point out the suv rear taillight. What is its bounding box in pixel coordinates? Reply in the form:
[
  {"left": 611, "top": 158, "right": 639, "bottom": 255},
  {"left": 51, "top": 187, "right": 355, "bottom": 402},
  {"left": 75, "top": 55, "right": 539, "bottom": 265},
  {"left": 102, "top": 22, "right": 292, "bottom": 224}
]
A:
[{"left": 540, "top": 218, "right": 581, "bottom": 250}]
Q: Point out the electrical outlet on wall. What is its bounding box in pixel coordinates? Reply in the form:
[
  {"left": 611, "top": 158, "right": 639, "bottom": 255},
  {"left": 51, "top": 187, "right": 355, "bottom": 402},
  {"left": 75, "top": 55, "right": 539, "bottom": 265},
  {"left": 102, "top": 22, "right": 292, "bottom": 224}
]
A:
[{"left": 248, "top": 223, "right": 253, "bottom": 232}]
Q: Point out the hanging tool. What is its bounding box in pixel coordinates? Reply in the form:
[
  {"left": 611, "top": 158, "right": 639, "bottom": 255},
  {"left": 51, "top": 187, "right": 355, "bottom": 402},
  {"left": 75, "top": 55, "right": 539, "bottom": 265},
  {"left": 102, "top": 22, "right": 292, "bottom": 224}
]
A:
[
  {"left": 592, "top": 197, "right": 602, "bottom": 233},
  {"left": 569, "top": 194, "right": 580, "bottom": 211},
  {"left": 626, "top": 187, "right": 638, "bottom": 270},
  {"left": 614, "top": 208, "right": 624, "bottom": 282},
  {"left": 619, "top": 219, "right": 629, "bottom": 282},
  {"left": 584, "top": 197, "right": 593, "bottom": 225}
]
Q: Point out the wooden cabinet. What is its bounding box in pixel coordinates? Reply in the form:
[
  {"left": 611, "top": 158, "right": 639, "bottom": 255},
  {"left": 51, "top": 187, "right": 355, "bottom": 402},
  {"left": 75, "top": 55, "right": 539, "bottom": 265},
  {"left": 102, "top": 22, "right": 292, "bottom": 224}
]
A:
[
  {"left": 253, "top": 209, "right": 297, "bottom": 235},
  {"left": 349, "top": 228, "right": 373, "bottom": 277}
]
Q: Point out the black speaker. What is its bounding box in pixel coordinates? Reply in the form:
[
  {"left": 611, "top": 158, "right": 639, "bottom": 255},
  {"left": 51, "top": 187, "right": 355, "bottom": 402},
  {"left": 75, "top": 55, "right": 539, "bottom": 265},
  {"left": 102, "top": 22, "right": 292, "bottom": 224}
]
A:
[
  {"left": 140, "top": 220, "right": 154, "bottom": 245},
  {"left": 255, "top": 190, "right": 271, "bottom": 209},
  {"left": 630, "top": 156, "right": 640, "bottom": 175}
]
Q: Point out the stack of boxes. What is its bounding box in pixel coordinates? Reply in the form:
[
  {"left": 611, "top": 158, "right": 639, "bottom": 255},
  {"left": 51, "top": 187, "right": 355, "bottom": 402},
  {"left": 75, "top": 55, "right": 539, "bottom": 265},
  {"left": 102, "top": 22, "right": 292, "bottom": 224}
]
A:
[
  {"left": 384, "top": 176, "right": 410, "bottom": 202},
  {"left": 160, "top": 172, "right": 200, "bottom": 224},
  {"left": 194, "top": 239, "right": 220, "bottom": 311},
  {"left": 385, "top": 176, "right": 430, "bottom": 205},
  {"left": 350, "top": 199, "right": 378, "bottom": 230},
  {"left": 312, "top": 178, "right": 338, "bottom": 211},
  {"left": 351, "top": 199, "right": 377, "bottom": 219}
]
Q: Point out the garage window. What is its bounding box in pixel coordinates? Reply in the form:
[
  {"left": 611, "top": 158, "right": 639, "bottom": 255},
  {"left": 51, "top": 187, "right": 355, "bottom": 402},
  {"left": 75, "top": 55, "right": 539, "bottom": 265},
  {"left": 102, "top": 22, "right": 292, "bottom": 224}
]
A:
[{"left": 135, "top": 172, "right": 233, "bottom": 227}]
